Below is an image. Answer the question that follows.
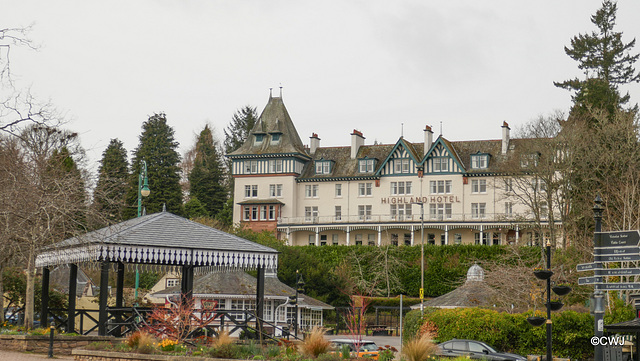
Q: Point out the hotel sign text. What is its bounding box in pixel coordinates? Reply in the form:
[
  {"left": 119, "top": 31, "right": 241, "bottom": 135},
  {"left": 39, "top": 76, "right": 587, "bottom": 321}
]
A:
[{"left": 381, "top": 196, "right": 462, "bottom": 204}]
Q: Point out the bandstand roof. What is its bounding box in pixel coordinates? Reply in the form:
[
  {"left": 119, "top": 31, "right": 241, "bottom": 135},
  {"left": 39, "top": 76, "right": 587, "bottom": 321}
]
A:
[{"left": 35, "top": 211, "right": 279, "bottom": 270}]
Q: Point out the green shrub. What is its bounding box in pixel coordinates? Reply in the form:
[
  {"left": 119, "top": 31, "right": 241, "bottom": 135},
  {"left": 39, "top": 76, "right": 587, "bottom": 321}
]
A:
[{"left": 409, "top": 307, "right": 596, "bottom": 360}]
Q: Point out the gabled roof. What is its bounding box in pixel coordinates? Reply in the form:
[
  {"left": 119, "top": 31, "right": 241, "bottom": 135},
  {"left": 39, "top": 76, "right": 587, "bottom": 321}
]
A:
[
  {"left": 154, "top": 271, "right": 333, "bottom": 310},
  {"left": 374, "top": 138, "right": 423, "bottom": 176},
  {"left": 450, "top": 138, "right": 530, "bottom": 175},
  {"left": 424, "top": 136, "right": 466, "bottom": 171},
  {"left": 36, "top": 212, "right": 278, "bottom": 270},
  {"left": 228, "top": 96, "right": 308, "bottom": 158}
]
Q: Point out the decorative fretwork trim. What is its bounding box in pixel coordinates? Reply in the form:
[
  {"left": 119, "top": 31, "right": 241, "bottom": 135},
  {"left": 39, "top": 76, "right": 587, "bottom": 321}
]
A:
[{"left": 35, "top": 244, "right": 278, "bottom": 269}]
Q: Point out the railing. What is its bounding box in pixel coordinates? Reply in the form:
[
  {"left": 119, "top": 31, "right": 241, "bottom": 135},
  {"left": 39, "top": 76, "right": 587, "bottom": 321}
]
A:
[
  {"left": 279, "top": 212, "right": 550, "bottom": 225},
  {"left": 47, "top": 307, "right": 304, "bottom": 342}
]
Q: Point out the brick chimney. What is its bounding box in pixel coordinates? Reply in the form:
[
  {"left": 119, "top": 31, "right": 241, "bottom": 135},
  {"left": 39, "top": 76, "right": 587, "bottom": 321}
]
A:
[
  {"left": 501, "top": 121, "right": 510, "bottom": 155},
  {"left": 310, "top": 133, "right": 320, "bottom": 155},
  {"left": 424, "top": 125, "right": 433, "bottom": 157},
  {"left": 351, "top": 129, "right": 365, "bottom": 159}
]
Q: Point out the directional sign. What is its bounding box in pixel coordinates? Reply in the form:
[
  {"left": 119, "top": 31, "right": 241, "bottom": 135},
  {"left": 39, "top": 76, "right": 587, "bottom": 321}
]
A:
[
  {"left": 595, "top": 283, "right": 640, "bottom": 290},
  {"left": 577, "top": 262, "right": 603, "bottom": 271},
  {"left": 595, "top": 247, "right": 640, "bottom": 256},
  {"left": 595, "top": 231, "right": 640, "bottom": 248},
  {"left": 595, "top": 254, "right": 640, "bottom": 262},
  {"left": 600, "top": 268, "right": 640, "bottom": 276},
  {"left": 579, "top": 276, "right": 604, "bottom": 285}
]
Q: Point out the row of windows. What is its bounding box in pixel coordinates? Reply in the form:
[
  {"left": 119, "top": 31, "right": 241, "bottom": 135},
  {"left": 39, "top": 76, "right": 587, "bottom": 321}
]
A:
[
  {"left": 300, "top": 202, "right": 519, "bottom": 221},
  {"left": 243, "top": 159, "right": 284, "bottom": 174},
  {"left": 305, "top": 232, "right": 501, "bottom": 246},
  {"left": 254, "top": 133, "right": 281, "bottom": 145},
  {"left": 245, "top": 179, "right": 514, "bottom": 199}
]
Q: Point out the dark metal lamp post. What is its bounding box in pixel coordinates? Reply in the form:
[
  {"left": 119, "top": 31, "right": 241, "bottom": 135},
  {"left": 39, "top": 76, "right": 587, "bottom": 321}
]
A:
[
  {"left": 592, "top": 195, "right": 604, "bottom": 361},
  {"left": 135, "top": 160, "right": 150, "bottom": 304},
  {"left": 294, "top": 270, "right": 305, "bottom": 338},
  {"left": 529, "top": 240, "right": 572, "bottom": 361}
]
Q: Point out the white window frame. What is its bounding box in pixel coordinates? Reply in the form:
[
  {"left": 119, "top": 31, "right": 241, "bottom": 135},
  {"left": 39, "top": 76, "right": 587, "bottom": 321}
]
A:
[
  {"left": 505, "top": 202, "right": 513, "bottom": 217},
  {"left": 359, "top": 159, "right": 374, "bottom": 173},
  {"left": 269, "top": 184, "right": 282, "bottom": 198},
  {"left": 358, "top": 182, "right": 372, "bottom": 197},
  {"left": 433, "top": 157, "right": 449, "bottom": 172},
  {"left": 269, "top": 159, "right": 283, "bottom": 173},
  {"left": 471, "top": 155, "right": 488, "bottom": 169},
  {"left": 315, "top": 161, "right": 331, "bottom": 174},
  {"left": 394, "top": 159, "right": 410, "bottom": 174},
  {"left": 335, "top": 184, "right": 342, "bottom": 197},
  {"left": 335, "top": 206, "right": 342, "bottom": 221},
  {"left": 305, "top": 184, "right": 319, "bottom": 198},
  {"left": 166, "top": 278, "right": 180, "bottom": 288},
  {"left": 471, "top": 179, "right": 487, "bottom": 194},
  {"left": 358, "top": 205, "right": 372, "bottom": 220},
  {"left": 305, "top": 206, "right": 319, "bottom": 222},
  {"left": 245, "top": 185, "right": 258, "bottom": 198},
  {"left": 471, "top": 203, "right": 486, "bottom": 219}
]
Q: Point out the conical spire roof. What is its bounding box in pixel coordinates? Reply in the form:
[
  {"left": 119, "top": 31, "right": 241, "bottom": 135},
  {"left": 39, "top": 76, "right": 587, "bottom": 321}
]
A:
[{"left": 228, "top": 95, "right": 308, "bottom": 157}]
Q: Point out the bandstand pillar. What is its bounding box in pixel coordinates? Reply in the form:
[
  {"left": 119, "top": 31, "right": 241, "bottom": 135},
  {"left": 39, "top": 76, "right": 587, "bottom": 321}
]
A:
[
  {"left": 98, "top": 261, "right": 110, "bottom": 336},
  {"left": 40, "top": 267, "right": 50, "bottom": 328},
  {"left": 66, "top": 263, "right": 78, "bottom": 333},
  {"left": 114, "top": 262, "right": 125, "bottom": 337}
]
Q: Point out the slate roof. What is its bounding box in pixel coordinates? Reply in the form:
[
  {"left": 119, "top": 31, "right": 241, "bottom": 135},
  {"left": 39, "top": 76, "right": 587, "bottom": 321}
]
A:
[
  {"left": 298, "top": 144, "right": 395, "bottom": 181},
  {"left": 36, "top": 212, "right": 279, "bottom": 269},
  {"left": 606, "top": 318, "right": 640, "bottom": 332},
  {"left": 43, "top": 211, "right": 277, "bottom": 254},
  {"left": 154, "top": 271, "right": 333, "bottom": 310},
  {"left": 228, "top": 96, "right": 309, "bottom": 158}
]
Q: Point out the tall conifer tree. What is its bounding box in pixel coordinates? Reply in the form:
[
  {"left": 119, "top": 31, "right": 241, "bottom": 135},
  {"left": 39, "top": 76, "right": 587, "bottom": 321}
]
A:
[
  {"left": 125, "top": 113, "right": 183, "bottom": 218},
  {"left": 93, "top": 139, "right": 129, "bottom": 225},
  {"left": 188, "top": 125, "right": 226, "bottom": 218},
  {"left": 555, "top": 0, "right": 639, "bottom": 118}
]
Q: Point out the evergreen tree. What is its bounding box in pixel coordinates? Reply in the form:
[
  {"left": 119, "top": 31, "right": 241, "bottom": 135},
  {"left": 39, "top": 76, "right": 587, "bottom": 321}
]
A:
[
  {"left": 188, "top": 125, "right": 227, "bottom": 218},
  {"left": 93, "top": 139, "right": 129, "bottom": 225},
  {"left": 124, "top": 113, "right": 183, "bottom": 218},
  {"left": 184, "top": 196, "right": 209, "bottom": 219},
  {"left": 555, "top": 0, "right": 640, "bottom": 117},
  {"left": 223, "top": 105, "right": 257, "bottom": 155}
]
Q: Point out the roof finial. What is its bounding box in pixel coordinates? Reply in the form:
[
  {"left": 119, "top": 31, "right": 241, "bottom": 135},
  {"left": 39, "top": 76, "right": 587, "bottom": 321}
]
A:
[
  {"left": 269, "top": 87, "right": 273, "bottom": 98},
  {"left": 440, "top": 121, "right": 443, "bottom": 136},
  {"left": 279, "top": 84, "right": 283, "bottom": 98},
  {"left": 162, "top": 203, "right": 166, "bottom": 212},
  {"left": 401, "top": 122, "right": 404, "bottom": 138}
]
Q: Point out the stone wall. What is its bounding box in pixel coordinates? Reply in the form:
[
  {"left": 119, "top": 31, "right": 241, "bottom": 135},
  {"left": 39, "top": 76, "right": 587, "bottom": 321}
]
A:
[
  {"left": 73, "top": 349, "right": 238, "bottom": 361},
  {"left": 0, "top": 334, "right": 114, "bottom": 355}
]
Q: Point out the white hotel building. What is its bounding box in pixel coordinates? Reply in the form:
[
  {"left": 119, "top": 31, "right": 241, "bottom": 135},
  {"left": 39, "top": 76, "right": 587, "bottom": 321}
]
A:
[{"left": 227, "top": 94, "right": 559, "bottom": 246}]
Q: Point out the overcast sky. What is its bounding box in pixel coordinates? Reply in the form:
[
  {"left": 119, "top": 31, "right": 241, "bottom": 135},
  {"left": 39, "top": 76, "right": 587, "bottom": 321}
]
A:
[{"left": 5, "top": 0, "right": 640, "bottom": 173}]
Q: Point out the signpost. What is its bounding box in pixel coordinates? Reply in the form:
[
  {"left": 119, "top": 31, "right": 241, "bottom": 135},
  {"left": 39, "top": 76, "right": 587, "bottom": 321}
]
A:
[
  {"left": 595, "top": 283, "right": 640, "bottom": 291},
  {"left": 594, "top": 254, "right": 640, "bottom": 262},
  {"left": 594, "top": 230, "right": 640, "bottom": 248},
  {"left": 578, "top": 276, "right": 604, "bottom": 285},
  {"left": 577, "top": 262, "right": 603, "bottom": 271}
]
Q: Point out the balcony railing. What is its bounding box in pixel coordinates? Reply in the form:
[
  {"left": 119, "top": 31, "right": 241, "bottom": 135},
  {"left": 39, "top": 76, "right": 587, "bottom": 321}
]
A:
[{"left": 279, "top": 212, "right": 552, "bottom": 225}]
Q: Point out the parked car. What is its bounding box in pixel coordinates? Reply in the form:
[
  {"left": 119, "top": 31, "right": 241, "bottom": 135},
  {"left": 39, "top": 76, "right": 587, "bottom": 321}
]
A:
[
  {"left": 330, "top": 338, "right": 379, "bottom": 360},
  {"left": 437, "top": 339, "right": 527, "bottom": 361}
]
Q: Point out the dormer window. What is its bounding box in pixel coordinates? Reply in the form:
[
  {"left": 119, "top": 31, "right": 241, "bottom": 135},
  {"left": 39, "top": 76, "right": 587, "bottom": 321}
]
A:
[
  {"left": 359, "top": 158, "right": 375, "bottom": 173},
  {"left": 394, "top": 159, "right": 411, "bottom": 173},
  {"left": 254, "top": 133, "right": 265, "bottom": 144},
  {"left": 315, "top": 160, "right": 332, "bottom": 175},
  {"left": 271, "top": 133, "right": 281, "bottom": 143},
  {"left": 471, "top": 154, "right": 489, "bottom": 169}
]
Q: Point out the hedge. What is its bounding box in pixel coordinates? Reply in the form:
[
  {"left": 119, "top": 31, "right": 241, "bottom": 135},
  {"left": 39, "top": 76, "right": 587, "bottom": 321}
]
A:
[{"left": 403, "top": 308, "right": 594, "bottom": 360}]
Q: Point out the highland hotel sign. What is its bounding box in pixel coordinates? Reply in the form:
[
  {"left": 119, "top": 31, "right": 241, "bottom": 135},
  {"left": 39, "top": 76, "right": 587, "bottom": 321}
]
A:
[{"left": 381, "top": 196, "right": 462, "bottom": 204}]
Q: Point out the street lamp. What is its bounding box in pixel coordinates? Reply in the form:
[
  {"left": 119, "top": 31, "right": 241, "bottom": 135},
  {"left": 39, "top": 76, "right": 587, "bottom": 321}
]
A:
[
  {"left": 410, "top": 201, "right": 425, "bottom": 315},
  {"left": 135, "top": 160, "right": 150, "bottom": 303}
]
